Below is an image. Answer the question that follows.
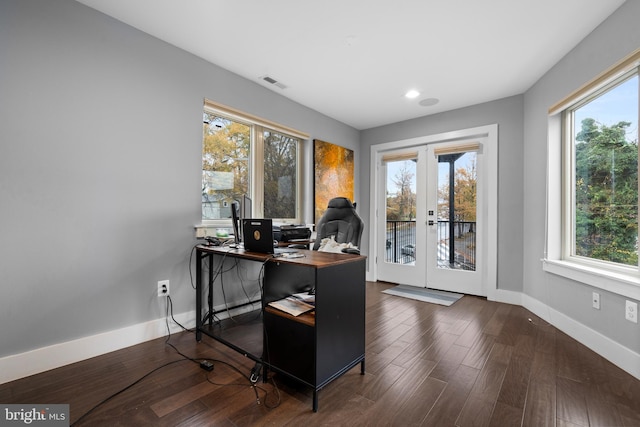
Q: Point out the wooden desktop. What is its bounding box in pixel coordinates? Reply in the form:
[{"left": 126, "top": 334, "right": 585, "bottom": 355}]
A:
[{"left": 194, "top": 244, "right": 366, "bottom": 412}]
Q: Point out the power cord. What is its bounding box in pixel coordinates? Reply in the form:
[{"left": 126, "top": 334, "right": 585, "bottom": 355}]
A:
[
  {"left": 204, "top": 251, "right": 262, "bottom": 325},
  {"left": 73, "top": 296, "right": 196, "bottom": 425},
  {"left": 189, "top": 259, "right": 280, "bottom": 409},
  {"left": 184, "top": 256, "right": 281, "bottom": 408},
  {"left": 199, "top": 250, "right": 233, "bottom": 325},
  {"left": 71, "top": 358, "right": 190, "bottom": 426},
  {"left": 162, "top": 295, "right": 280, "bottom": 408},
  {"left": 255, "top": 258, "right": 283, "bottom": 409},
  {"left": 191, "top": 243, "right": 265, "bottom": 326},
  {"left": 234, "top": 257, "right": 262, "bottom": 312},
  {"left": 71, "top": 292, "right": 280, "bottom": 425}
]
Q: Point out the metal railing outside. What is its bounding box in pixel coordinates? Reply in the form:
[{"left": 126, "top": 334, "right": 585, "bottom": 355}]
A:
[
  {"left": 385, "top": 220, "right": 416, "bottom": 264},
  {"left": 437, "top": 220, "right": 476, "bottom": 271},
  {"left": 385, "top": 220, "right": 476, "bottom": 270}
]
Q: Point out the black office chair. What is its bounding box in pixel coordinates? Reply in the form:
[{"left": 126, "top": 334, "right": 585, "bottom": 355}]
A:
[{"left": 313, "top": 197, "right": 364, "bottom": 254}]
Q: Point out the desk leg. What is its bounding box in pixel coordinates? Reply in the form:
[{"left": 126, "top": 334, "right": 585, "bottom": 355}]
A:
[
  {"left": 195, "top": 249, "right": 203, "bottom": 342},
  {"left": 360, "top": 359, "right": 365, "bottom": 375},
  {"left": 207, "top": 253, "right": 213, "bottom": 327},
  {"left": 312, "top": 391, "right": 318, "bottom": 412}
]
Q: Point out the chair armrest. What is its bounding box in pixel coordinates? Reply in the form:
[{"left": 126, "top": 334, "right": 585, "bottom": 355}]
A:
[{"left": 341, "top": 248, "right": 360, "bottom": 254}]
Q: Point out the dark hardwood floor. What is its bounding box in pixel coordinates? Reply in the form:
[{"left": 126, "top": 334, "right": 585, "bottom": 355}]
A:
[{"left": 2, "top": 281, "right": 639, "bottom": 426}]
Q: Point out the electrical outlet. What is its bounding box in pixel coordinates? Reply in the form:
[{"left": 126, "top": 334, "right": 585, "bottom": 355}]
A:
[
  {"left": 625, "top": 300, "right": 638, "bottom": 323},
  {"left": 592, "top": 292, "right": 600, "bottom": 310},
  {"left": 157, "top": 280, "right": 170, "bottom": 297}
]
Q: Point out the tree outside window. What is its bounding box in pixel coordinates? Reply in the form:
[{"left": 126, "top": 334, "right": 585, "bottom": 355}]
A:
[
  {"left": 264, "top": 131, "right": 298, "bottom": 219},
  {"left": 572, "top": 74, "right": 639, "bottom": 266},
  {"left": 202, "top": 109, "right": 302, "bottom": 223},
  {"left": 202, "top": 114, "right": 250, "bottom": 220}
]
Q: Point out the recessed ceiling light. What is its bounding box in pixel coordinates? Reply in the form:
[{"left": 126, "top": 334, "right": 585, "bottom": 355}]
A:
[
  {"left": 405, "top": 90, "right": 420, "bottom": 99},
  {"left": 419, "top": 98, "right": 439, "bottom": 107}
]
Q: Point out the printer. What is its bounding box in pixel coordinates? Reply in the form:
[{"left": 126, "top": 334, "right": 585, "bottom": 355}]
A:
[{"left": 273, "top": 225, "right": 312, "bottom": 242}]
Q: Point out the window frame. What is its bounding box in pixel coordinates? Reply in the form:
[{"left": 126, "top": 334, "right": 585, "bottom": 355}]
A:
[
  {"left": 545, "top": 48, "right": 640, "bottom": 301},
  {"left": 200, "top": 100, "right": 308, "bottom": 230}
]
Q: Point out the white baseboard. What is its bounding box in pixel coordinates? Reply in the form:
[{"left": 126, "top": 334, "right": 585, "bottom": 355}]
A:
[
  {"left": 488, "top": 288, "right": 523, "bottom": 306},
  {"left": 4, "top": 289, "right": 638, "bottom": 384},
  {"left": 0, "top": 299, "right": 262, "bottom": 385},
  {"left": 492, "top": 289, "right": 639, "bottom": 380},
  {"left": 0, "top": 310, "right": 197, "bottom": 385}
]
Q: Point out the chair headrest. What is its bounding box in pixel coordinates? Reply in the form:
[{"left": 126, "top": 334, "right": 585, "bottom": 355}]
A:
[{"left": 327, "top": 197, "right": 355, "bottom": 209}]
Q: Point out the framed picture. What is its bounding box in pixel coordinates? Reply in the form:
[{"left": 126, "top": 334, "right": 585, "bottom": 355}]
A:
[{"left": 313, "top": 139, "right": 355, "bottom": 224}]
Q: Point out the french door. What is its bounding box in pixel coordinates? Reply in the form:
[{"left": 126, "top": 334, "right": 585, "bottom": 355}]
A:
[
  {"left": 425, "top": 141, "right": 485, "bottom": 295},
  {"left": 374, "top": 127, "right": 496, "bottom": 297},
  {"left": 376, "top": 148, "right": 427, "bottom": 287}
]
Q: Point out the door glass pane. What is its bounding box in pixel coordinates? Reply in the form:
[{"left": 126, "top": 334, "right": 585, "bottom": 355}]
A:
[
  {"left": 437, "top": 152, "right": 477, "bottom": 270},
  {"left": 202, "top": 113, "right": 251, "bottom": 220},
  {"left": 385, "top": 159, "right": 417, "bottom": 264}
]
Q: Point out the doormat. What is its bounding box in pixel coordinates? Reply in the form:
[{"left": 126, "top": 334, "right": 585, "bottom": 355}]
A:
[{"left": 382, "top": 285, "right": 463, "bottom": 306}]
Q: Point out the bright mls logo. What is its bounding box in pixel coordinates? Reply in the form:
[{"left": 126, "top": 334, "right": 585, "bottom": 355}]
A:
[{"left": 1, "top": 405, "right": 68, "bottom": 426}]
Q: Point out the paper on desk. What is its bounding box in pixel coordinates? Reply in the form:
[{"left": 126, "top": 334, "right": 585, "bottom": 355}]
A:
[
  {"left": 268, "top": 297, "right": 315, "bottom": 316},
  {"left": 290, "top": 291, "right": 315, "bottom": 305}
]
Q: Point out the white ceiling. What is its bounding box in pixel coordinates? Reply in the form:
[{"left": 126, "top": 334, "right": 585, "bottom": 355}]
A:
[{"left": 76, "top": 0, "right": 625, "bottom": 130}]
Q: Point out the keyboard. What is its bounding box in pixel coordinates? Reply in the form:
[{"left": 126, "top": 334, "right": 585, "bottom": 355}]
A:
[{"left": 274, "top": 247, "right": 298, "bottom": 254}]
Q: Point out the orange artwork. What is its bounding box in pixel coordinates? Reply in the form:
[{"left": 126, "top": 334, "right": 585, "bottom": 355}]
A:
[{"left": 314, "top": 139, "right": 355, "bottom": 223}]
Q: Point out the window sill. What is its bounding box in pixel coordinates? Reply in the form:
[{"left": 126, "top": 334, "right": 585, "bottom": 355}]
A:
[
  {"left": 194, "top": 224, "right": 232, "bottom": 239},
  {"left": 543, "top": 259, "right": 640, "bottom": 300}
]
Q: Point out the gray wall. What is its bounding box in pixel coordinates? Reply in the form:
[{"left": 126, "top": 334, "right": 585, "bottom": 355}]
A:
[
  {"left": 360, "top": 95, "right": 525, "bottom": 292},
  {"left": 523, "top": 0, "right": 640, "bottom": 353},
  {"left": 0, "top": 0, "right": 359, "bottom": 358},
  {"left": 2, "top": 0, "right": 638, "bottom": 369}
]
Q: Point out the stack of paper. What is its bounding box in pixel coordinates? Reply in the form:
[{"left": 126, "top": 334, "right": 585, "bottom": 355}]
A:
[
  {"left": 268, "top": 297, "right": 315, "bottom": 316},
  {"left": 289, "top": 291, "right": 315, "bottom": 305}
]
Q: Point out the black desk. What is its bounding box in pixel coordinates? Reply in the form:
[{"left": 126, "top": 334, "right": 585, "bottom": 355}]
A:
[{"left": 195, "top": 245, "right": 366, "bottom": 411}]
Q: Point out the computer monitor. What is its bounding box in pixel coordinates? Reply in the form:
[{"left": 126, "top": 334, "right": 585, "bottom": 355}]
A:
[{"left": 231, "top": 201, "right": 241, "bottom": 245}]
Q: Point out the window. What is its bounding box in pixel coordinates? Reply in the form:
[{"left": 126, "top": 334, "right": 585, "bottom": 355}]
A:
[
  {"left": 201, "top": 101, "right": 307, "bottom": 226},
  {"left": 545, "top": 49, "right": 640, "bottom": 297},
  {"left": 568, "top": 73, "right": 638, "bottom": 267},
  {"left": 202, "top": 114, "right": 251, "bottom": 221},
  {"left": 262, "top": 130, "right": 299, "bottom": 219}
]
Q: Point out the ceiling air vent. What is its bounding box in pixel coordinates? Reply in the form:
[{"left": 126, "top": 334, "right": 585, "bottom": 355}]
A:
[{"left": 260, "top": 75, "right": 287, "bottom": 89}]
